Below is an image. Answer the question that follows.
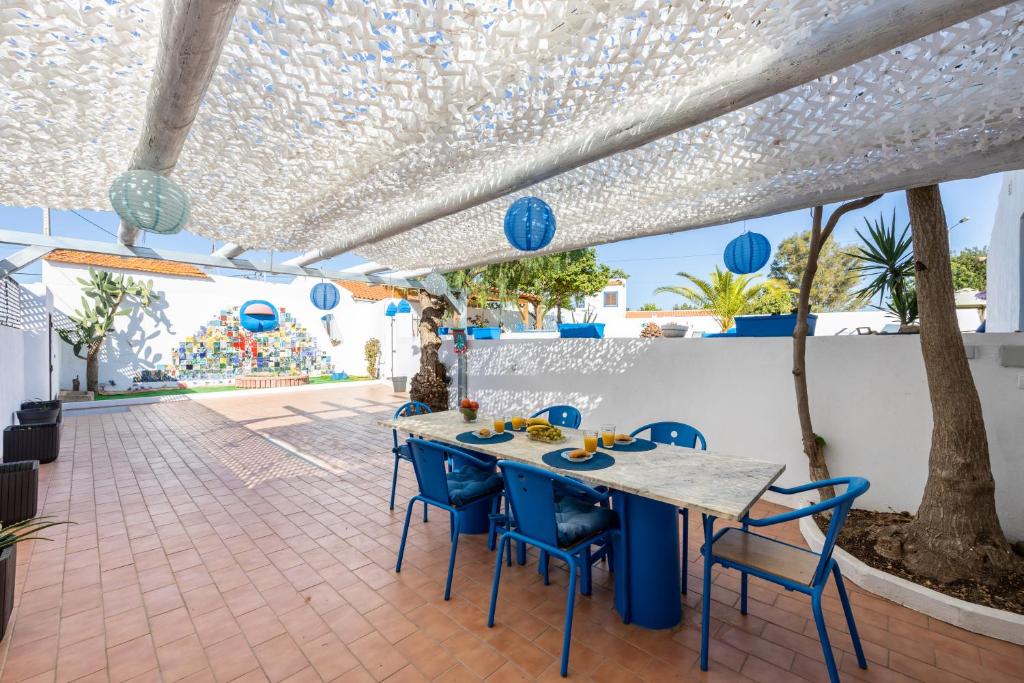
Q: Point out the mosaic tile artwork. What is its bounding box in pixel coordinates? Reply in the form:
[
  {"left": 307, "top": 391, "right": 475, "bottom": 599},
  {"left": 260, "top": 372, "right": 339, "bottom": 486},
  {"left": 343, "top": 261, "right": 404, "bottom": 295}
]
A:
[{"left": 169, "top": 305, "right": 332, "bottom": 381}]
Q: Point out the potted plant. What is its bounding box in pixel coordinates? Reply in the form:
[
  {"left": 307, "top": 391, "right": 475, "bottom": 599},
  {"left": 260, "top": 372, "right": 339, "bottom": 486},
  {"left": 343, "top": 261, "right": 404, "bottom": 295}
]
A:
[
  {"left": 391, "top": 375, "right": 408, "bottom": 393},
  {"left": 1, "top": 517, "right": 69, "bottom": 640},
  {"left": 364, "top": 338, "right": 381, "bottom": 379}
]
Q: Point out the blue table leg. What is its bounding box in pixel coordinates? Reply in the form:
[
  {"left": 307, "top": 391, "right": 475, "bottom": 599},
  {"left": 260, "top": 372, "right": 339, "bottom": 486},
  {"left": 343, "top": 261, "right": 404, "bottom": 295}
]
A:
[
  {"left": 612, "top": 491, "right": 681, "bottom": 629},
  {"left": 457, "top": 495, "right": 495, "bottom": 535},
  {"left": 700, "top": 514, "right": 716, "bottom": 671}
]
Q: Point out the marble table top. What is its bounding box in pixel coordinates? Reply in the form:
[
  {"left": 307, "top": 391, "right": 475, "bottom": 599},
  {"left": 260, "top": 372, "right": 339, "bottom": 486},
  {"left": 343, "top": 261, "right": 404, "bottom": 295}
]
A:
[{"left": 380, "top": 411, "right": 785, "bottom": 521}]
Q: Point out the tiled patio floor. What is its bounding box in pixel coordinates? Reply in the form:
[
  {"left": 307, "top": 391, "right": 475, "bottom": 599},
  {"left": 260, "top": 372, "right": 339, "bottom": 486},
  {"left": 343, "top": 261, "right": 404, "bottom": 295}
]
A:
[{"left": 2, "top": 384, "right": 1022, "bottom": 683}]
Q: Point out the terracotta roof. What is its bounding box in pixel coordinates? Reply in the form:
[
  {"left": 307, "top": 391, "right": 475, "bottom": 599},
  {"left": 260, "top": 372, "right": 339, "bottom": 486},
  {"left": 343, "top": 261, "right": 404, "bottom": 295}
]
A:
[
  {"left": 44, "top": 250, "right": 210, "bottom": 279},
  {"left": 607, "top": 279, "right": 626, "bottom": 286},
  {"left": 335, "top": 280, "right": 413, "bottom": 302},
  {"left": 624, "top": 309, "right": 712, "bottom": 319}
]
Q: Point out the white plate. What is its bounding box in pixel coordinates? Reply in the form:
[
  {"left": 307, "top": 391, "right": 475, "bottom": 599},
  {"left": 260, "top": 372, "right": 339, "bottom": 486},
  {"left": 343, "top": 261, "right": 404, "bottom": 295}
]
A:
[
  {"left": 614, "top": 436, "right": 635, "bottom": 446},
  {"left": 561, "top": 451, "right": 593, "bottom": 463},
  {"left": 473, "top": 430, "right": 494, "bottom": 439}
]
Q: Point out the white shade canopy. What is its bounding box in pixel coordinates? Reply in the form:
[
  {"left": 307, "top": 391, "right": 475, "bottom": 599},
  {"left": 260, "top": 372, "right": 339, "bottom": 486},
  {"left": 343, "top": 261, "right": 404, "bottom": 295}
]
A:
[{"left": 2, "top": 1, "right": 1022, "bottom": 272}]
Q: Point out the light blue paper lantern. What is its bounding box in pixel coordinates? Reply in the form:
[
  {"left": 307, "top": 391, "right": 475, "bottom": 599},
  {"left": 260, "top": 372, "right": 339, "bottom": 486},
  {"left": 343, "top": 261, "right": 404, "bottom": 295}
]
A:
[
  {"left": 724, "top": 231, "right": 771, "bottom": 274},
  {"left": 310, "top": 282, "right": 340, "bottom": 310},
  {"left": 385, "top": 302, "right": 398, "bottom": 317},
  {"left": 396, "top": 298, "right": 411, "bottom": 314},
  {"left": 504, "top": 196, "right": 556, "bottom": 252},
  {"left": 108, "top": 170, "right": 190, "bottom": 235}
]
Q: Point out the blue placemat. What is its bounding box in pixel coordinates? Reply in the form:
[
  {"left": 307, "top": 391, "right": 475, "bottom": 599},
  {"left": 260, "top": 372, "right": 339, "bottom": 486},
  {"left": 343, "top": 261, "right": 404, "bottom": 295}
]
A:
[
  {"left": 456, "top": 430, "right": 514, "bottom": 445},
  {"left": 602, "top": 438, "right": 657, "bottom": 452},
  {"left": 541, "top": 449, "right": 616, "bottom": 471}
]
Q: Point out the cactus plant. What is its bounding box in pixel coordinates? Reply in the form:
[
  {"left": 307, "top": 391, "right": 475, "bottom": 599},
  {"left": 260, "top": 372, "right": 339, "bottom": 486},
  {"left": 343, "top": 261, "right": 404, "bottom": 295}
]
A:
[{"left": 56, "top": 268, "right": 159, "bottom": 393}]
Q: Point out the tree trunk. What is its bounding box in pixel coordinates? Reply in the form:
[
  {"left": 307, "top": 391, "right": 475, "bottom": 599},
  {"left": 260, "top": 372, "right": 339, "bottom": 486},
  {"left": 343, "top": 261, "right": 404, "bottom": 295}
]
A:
[
  {"left": 793, "top": 207, "right": 835, "bottom": 498},
  {"left": 86, "top": 348, "right": 100, "bottom": 393},
  {"left": 792, "top": 196, "right": 880, "bottom": 499},
  {"left": 533, "top": 302, "right": 544, "bottom": 330},
  {"left": 874, "top": 185, "right": 1017, "bottom": 583},
  {"left": 410, "top": 293, "right": 451, "bottom": 412}
]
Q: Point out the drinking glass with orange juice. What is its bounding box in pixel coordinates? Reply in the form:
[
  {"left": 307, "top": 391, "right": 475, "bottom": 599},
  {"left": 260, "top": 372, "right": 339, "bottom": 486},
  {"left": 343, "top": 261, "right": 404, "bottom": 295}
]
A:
[
  {"left": 492, "top": 416, "right": 506, "bottom": 434},
  {"left": 601, "top": 424, "right": 616, "bottom": 448},
  {"left": 583, "top": 430, "right": 599, "bottom": 453},
  {"left": 511, "top": 416, "right": 525, "bottom": 431}
]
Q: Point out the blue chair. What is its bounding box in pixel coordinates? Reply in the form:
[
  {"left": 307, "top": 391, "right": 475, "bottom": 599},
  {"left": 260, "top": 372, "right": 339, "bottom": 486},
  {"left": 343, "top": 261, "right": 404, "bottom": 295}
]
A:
[
  {"left": 488, "top": 461, "right": 619, "bottom": 677},
  {"left": 531, "top": 405, "right": 582, "bottom": 429},
  {"left": 389, "top": 402, "right": 432, "bottom": 514},
  {"left": 702, "top": 478, "right": 870, "bottom": 683},
  {"left": 629, "top": 422, "right": 706, "bottom": 594},
  {"left": 395, "top": 438, "right": 503, "bottom": 600}
]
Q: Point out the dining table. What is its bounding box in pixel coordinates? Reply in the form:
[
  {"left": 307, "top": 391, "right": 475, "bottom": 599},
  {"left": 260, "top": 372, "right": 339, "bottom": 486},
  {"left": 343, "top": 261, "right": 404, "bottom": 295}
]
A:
[{"left": 381, "top": 410, "right": 784, "bottom": 666}]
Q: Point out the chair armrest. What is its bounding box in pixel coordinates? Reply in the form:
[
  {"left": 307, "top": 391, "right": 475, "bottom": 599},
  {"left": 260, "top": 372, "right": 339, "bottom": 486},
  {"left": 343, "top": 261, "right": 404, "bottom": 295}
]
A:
[{"left": 744, "top": 479, "right": 851, "bottom": 527}]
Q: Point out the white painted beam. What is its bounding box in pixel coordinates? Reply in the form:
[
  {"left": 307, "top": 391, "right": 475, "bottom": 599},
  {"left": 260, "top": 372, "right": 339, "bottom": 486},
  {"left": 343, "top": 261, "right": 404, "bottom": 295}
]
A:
[
  {"left": 213, "top": 242, "right": 246, "bottom": 258},
  {"left": 284, "top": 0, "right": 1008, "bottom": 266},
  {"left": 0, "top": 245, "right": 53, "bottom": 278},
  {"left": 119, "top": 0, "right": 241, "bottom": 246},
  {"left": 0, "top": 231, "right": 422, "bottom": 289}
]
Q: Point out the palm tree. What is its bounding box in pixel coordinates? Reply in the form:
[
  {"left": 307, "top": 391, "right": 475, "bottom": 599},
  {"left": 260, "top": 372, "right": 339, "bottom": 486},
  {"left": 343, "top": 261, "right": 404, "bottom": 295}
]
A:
[{"left": 655, "top": 267, "right": 785, "bottom": 331}]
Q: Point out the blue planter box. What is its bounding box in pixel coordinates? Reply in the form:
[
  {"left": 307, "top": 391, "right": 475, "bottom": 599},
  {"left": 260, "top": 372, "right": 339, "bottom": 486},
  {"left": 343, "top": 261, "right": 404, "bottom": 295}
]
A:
[
  {"left": 465, "top": 326, "right": 477, "bottom": 335},
  {"left": 331, "top": 372, "right": 349, "bottom": 381},
  {"left": 735, "top": 313, "right": 816, "bottom": 337},
  {"left": 558, "top": 323, "right": 606, "bottom": 339},
  {"left": 438, "top": 327, "right": 450, "bottom": 335},
  {"left": 472, "top": 327, "right": 501, "bottom": 340}
]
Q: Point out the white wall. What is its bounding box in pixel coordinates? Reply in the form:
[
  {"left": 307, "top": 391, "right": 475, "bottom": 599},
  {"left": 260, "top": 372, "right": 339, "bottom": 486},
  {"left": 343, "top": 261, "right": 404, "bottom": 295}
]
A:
[
  {"left": 443, "top": 333, "right": 1024, "bottom": 540},
  {"left": 43, "top": 262, "right": 417, "bottom": 390},
  {"left": 988, "top": 171, "right": 1024, "bottom": 333},
  {"left": 0, "top": 324, "right": 26, "bottom": 426}
]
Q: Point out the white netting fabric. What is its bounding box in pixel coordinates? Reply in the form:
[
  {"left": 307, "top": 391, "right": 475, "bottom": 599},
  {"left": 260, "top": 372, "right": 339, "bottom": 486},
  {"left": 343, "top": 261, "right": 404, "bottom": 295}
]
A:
[{"left": 2, "top": 2, "right": 1023, "bottom": 271}]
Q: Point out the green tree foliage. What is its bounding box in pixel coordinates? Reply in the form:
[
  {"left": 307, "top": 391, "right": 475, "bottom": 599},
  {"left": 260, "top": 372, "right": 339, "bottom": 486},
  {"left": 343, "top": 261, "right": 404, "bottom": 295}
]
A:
[
  {"left": 655, "top": 267, "right": 791, "bottom": 331},
  {"left": 848, "top": 210, "right": 918, "bottom": 326},
  {"left": 769, "top": 230, "right": 866, "bottom": 311},
  {"left": 950, "top": 247, "right": 987, "bottom": 291},
  {"left": 57, "top": 268, "right": 159, "bottom": 392},
  {"left": 639, "top": 302, "right": 660, "bottom": 311}
]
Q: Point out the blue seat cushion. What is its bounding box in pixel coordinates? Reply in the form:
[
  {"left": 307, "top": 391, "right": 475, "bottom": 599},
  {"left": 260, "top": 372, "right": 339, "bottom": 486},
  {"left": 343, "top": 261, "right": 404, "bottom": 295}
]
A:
[
  {"left": 555, "top": 495, "right": 617, "bottom": 547},
  {"left": 393, "top": 444, "right": 412, "bottom": 460},
  {"left": 446, "top": 468, "right": 503, "bottom": 506}
]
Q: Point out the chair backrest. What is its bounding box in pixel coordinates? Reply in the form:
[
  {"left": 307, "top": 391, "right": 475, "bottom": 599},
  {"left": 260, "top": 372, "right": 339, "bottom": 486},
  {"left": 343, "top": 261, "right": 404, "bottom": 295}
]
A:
[
  {"left": 631, "top": 421, "right": 706, "bottom": 450},
  {"left": 393, "top": 401, "right": 432, "bottom": 448},
  {"left": 497, "top": 461, "right": 561, "bottom": 548},
  {"left": 407, "top": 437, "right": 451, "bottom": 505},
  {"left": 811, "top": 477, "right": 869, "bottom": 584},
  {"left": 531, "top": 405, "right": 582, "bottom": 429}
]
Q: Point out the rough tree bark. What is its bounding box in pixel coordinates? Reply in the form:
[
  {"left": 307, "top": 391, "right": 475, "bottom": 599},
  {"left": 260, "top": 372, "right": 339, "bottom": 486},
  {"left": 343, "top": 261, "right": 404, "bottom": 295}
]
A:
[
  {"left": 86, "top": 344, "right": 101, "bottom": 393},
  {"left": 793, "top": 196, "right": 881, "bottom": 499},
  {"left": 410, "top": 293, "right": 451, "bottom": 412},
  {"left": 873, "top": 185, "right": 1018, "bottom": 582}
]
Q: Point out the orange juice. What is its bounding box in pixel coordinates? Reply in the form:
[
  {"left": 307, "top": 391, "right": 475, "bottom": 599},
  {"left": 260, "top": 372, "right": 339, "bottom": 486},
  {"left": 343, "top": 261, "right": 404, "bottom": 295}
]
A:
[
  {"left": 493, "top": 418, "right": 505, "bottom": 434},
  {"left": 583, "top": 431, "right": 598, "bottom": 453},
  {"left": 511, "top": 416, "right": 525, "bottom": 430}
]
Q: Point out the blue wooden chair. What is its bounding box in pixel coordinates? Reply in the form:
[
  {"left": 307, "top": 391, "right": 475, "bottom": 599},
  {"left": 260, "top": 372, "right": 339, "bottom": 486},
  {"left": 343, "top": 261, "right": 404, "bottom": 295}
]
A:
[
  {"left": 531, "top": 405, "right": 582, "bottom": 429},
  {"left": 389, "top": 401, "right": 432, "bottom": 516},
  {"left": 488, "top": 461, "right": 619, "bottom": 677},
  {"left": 629, "top": 421, "right": 706, "bottom": 594},
  {"left": 395, "top": 438, "right": 504, "bottom": 600},
  {"left": 702, "top": 477, "right": 870, "bottom": 683}
]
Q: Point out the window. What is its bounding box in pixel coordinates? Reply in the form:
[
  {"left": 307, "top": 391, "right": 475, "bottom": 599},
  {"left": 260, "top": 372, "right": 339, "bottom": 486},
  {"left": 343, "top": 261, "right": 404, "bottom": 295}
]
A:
[{"left": 603, "top": 291, "right": 619, "bottom": 307}]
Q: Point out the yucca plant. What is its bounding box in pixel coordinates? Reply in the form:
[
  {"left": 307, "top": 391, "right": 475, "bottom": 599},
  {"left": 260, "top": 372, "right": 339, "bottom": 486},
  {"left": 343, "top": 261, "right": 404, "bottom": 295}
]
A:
[
  {"left": 56, "top": 267, "right": 159, "bottom": 392},
  {"left": 848, "top": 210, "right": 918, "bottom": 326},
  {"left": 0, "top": 516, "right": 71, "bottom": 552}
]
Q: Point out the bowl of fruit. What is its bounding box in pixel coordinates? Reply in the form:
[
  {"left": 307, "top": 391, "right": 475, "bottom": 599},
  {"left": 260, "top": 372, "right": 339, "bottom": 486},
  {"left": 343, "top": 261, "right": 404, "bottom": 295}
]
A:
[
  {"left": 525, "top": 418, "right": 566, "bottom": 444},
  {"left": 459, "top": 398, "right": 480, "bottom": 422}
]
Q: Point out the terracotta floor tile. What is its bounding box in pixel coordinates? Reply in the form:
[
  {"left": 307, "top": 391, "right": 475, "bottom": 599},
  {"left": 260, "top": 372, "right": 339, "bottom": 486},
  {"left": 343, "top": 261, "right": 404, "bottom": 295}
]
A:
[{"left": 0, "top": 389, "right": 1017, "bottom": 683}]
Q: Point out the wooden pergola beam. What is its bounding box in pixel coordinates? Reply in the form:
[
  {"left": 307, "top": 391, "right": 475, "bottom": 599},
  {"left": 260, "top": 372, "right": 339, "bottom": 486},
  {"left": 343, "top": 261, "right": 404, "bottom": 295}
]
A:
[
  {"left": 284, "top": 0, "right": 1008, "bottom": 267},
  {"left": 119, "top": 0, "right": 241, "bottom": 246}
]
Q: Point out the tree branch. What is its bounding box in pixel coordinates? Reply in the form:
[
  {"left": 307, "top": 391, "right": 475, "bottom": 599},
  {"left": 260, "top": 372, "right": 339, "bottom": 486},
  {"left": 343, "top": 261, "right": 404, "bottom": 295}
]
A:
[{"left": 821, "top": 195, "right": 883, "bottom": 243}]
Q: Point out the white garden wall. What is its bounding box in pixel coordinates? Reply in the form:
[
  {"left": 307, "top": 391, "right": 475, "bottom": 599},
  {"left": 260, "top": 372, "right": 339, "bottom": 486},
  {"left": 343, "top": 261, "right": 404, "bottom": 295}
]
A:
[
  {"left": 988, "top": 170, "right": 1024, "bottom": 333},
  {"left": 42, "top": 261, "right": 419, "bottom": 392},
  {"left": 442, "top": 333, "right": 1024, "bottom": 540}
]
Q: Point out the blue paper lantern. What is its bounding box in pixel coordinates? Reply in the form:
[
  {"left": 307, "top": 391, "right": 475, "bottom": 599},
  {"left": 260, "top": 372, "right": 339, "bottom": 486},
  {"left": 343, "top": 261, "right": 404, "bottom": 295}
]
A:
[
  {"left": 385, "top": 302, "right": 398, "bottom": 317},
  {"left": 310, "top": 282, "right": 340, "bottom": 310},
  {"left": 724, "top": 232, "right": 771, "bottom": 274},
  {"left": 108, "top": 170, "right": 190, "bottom": 235},
  {"left": 504, "top": 196, "right": 556, "bottom": 251},
  {"left": 396, "top": 298, "right": 411, "bottom": 314},
  {"left": 239, "top": 300, "right": 279, "bottom": 332}
]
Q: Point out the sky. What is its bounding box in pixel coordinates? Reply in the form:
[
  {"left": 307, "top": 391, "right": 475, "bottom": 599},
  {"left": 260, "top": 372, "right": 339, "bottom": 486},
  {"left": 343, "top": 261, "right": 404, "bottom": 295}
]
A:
[{"left": 0, "top": 172, "right": 1002, "bottom": 309}]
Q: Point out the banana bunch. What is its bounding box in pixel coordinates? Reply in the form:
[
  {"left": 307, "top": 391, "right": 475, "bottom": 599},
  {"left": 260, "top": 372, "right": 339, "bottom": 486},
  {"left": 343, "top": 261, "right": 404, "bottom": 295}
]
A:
[
  {"left": 526, "top": 417, "right": 550, "bottom": 427},
  {"left": 527, "top": 424, "right": 564, "bottom": 443}
]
